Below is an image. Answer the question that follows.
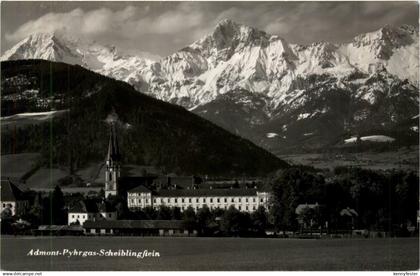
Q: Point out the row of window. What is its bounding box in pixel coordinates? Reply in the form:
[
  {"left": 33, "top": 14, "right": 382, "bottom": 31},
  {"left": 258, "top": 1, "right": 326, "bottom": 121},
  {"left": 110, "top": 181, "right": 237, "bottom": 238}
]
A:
[
  {"left": 70, "top": 213, "right": 113, "bottom": 219},
  {"left": 128, "top": 201, "right": 264, "bottom": 209},
  {"left": 128, "top": 196, "right": 266, "bottom": 204},
  {"left": 175, "top": 205, "right": 258, "bottom": 211},
  {"left": 128, "top": 202, "right": 261, "bottom": 212}
]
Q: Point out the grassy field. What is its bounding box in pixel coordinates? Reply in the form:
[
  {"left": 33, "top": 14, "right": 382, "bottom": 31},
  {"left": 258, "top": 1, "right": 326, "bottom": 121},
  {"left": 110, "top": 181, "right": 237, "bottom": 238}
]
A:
[
  {"left": 1, "top": 236, "right": 418, "bottom": 271},
  {"left": 279, "top": 147, "right": 419, "bottom": 171},
  {"left": 1, "top": 153, "right": 40, "bottom": 179},
  {"left": 1, "top": 153, "right": 161, "bottom": 190}
]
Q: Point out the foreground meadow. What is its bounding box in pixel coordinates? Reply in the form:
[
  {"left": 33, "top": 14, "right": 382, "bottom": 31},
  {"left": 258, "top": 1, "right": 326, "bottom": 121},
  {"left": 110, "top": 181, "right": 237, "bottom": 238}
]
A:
[{"left": 1, "top": 236, "right": 418, "bottom": 271}]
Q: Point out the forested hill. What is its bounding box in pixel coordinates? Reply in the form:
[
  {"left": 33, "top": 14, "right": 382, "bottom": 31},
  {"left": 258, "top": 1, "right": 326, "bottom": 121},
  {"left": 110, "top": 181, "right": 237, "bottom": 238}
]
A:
[{"left": 1, "top": 60, "right": 288, "bottom": 176}]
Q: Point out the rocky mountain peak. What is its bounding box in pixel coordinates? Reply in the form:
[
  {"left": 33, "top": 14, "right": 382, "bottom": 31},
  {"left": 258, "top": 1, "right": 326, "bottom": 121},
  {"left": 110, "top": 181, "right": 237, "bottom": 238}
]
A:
[
  {"left": 2, "top": 31, "right": 81, "bottom": 63},
  {"left": 351, "top": 24, "right": 417, "bottom": 59},
  {"left": 190, "top": 19, "right": 272, "bottom": 59}
]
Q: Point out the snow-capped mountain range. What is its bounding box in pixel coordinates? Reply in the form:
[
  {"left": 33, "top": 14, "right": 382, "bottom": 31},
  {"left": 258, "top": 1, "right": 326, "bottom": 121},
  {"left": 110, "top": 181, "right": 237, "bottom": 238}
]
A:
[
  {"left": 2, "top": 32, "right": 158, "bottom": 88},
  {"left": 2, "top": 20, "right": 418, "bottom": 110},
  {"left": 2, "top": 19, "right": 419, "bottom": 153}
]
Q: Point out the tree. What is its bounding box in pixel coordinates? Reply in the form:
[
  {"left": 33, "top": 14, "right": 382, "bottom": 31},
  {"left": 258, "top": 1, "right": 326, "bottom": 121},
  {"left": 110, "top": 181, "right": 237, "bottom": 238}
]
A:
[
  {"left": 50, "top": 185, "right": 65, "bottom": 225},
  {"left": 1, "top": 207, "right": 14, "bottom": 234},
  {"left": 394, "top": 170, "right": 419, "bottom": 227},
  {"left": 197, "top": 205, "right": 213, "bottom": 236},
  {"left": 98, "top": 188, "right": 105, "bottom": 199},
  {"left": 211, "top": 207, "right": 226, "bottom": 219},
  {"left": 115, "top": 202, "right": 128, "bottom": 219},
  {"left": 24, "top": 205, "right": 43, "bottom": 226},
  {"left": 157, "top": 206, "right": 172, "bottom": 220},
  {"left": 222, "top": 206, "right": 242, "bottom": 236},
  {"left": 251, "top": 206, "right": 268, "bottom": 235},
  {"left": 143, "top": 206, "right": 157, "bottom": 220},
  {"left": 171, "top": 207, "right": 182, "bottom": 220},
  {"left": 271, "top": 167, "right": 326, "bottom": 232},
  {"left": 297, "top": 206, "right": 325, "bottom": 233},
  {"left": 182, "top": 207, "right": 197, "bottom": 234},
  {"left": 129, "top": 208, "right": 146, "bottom": 220},
  {"left": 270, "top": 174, "right": 297, "bottom": 232},
  {"left": 107, "top": 195, "right": 130, "bottom": 219},
  {"left": 1, "top": 206, "right": 13, "bottom": 220},
  {"left": 324, "top": 181, "right": 351, "bottom": 230}
]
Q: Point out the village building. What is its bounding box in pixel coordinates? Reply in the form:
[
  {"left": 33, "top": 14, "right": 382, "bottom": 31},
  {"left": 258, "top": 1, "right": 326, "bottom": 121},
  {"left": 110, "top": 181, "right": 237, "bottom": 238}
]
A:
[
  {"left": 295, "top": 203, "right": 322, "bottom": 230},
  {"left": 67, "top": 200, "right": 117, "bottom": 225},
  {"left": 0, "top": 179, "right": 29, "bottom": 216},
  {"left": 83, "top": 220, "right": 195, "bottom": 236}
]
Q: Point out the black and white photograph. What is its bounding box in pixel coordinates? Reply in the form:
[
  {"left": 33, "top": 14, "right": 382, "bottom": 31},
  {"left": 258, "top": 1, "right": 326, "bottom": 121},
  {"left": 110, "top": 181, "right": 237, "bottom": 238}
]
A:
[{"left": 0, "top": 0, "right": 419, "bottom": 273}]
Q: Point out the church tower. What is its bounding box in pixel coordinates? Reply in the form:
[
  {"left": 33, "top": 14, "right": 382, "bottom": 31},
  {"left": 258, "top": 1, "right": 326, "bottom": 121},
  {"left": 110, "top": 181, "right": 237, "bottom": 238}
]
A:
[{"left": 104, "top": 123, "right": 121, "bottom": 198}]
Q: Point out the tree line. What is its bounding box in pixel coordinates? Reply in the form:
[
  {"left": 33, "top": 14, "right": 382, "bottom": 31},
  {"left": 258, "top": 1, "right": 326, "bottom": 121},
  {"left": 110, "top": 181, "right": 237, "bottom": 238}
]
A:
[
  {"left": 270, "top": 166, "right": 418, "bottom": 236},
  {"left": 2, "top": 166, "right": 418, "bottom": 237}
]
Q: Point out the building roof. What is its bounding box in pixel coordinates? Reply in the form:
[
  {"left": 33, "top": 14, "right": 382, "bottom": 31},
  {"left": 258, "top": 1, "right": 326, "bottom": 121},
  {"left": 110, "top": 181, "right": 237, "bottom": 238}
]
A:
[
  {"left": 199, "top": 181, "right": 270, "bottom": 191},
  {"left": 68, "top": 200, "right": 116, "bottom": 213},
  {"left": 155, "top": 188, "right": 260, "bottom": 197},
  {"left": 117, "top": 176, "right": 157, "bottom": 193},
  {"left": 127, "top": 185, "right": 152, "bottom": 194},
  {"left": 340, "top": 208, "right": 358, "bottom": 217},
  {"left": 98, "top": 201, "right": 116, "bottom": 212},
  {"left": 126, "top": 182, "right": 267, "bottom": 197},
  {"left": 168, "top": 176, "right": 195, "bottom": 188},
  {"left": 68, "top": 200, "right": 99, "bottom": 213},
  {"left": 83, "top": 220, "right": 184, "bottom": 230},
  {"left": 1, "top": 179, "right": 25, "bottom": 201},
  {"left": 295, "top": 203, "right": 320, "bottom": 215},
  {"left": 37, "top": 225, "right": 84, "bottom": 232}
]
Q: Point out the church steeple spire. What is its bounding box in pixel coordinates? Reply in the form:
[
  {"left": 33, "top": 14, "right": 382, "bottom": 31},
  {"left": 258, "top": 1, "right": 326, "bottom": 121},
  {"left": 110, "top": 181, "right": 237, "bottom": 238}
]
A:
[
  {"left": 106, "top": 123, "right": 121, "bottom": 163},
  {"left": 104, "top": 120, "right": 121, "bottom": 198}
]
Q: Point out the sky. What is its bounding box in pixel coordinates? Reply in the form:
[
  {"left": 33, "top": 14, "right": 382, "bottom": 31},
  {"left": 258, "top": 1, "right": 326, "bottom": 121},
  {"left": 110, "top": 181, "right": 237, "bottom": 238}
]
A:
[{"left": 1, "top": 1, "right": 418, "bottom": 58}]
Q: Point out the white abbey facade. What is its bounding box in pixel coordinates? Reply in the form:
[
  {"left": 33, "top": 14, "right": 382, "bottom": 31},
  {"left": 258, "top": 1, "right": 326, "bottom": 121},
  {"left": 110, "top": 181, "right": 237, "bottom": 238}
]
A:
[{"left": 127, "top": 185, "right": 270, "bottom": 212}]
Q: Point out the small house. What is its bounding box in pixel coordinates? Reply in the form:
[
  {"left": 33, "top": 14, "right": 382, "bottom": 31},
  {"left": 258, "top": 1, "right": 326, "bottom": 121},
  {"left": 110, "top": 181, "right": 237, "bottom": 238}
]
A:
[
  {"left": 67, "top": 200, "right": 116, "bottom": 225},
  {"left": 0, "top": 179, "right": 29, "bottom": 216}
]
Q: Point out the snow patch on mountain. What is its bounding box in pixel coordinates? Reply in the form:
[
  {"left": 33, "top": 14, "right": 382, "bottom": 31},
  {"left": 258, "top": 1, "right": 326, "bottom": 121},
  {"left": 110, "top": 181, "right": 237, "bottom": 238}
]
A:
[
  {"left": 266, "top": 132, "right": 279, "bottom": 138},
  {"left": 1, "top": 110, "right": 69, "bottom": 126},
  {"left": 297, "top": 113, "right": 311, "bottom": 120},
  {"left": 344, "top": 135, "right": 396, "bottom": 144}
]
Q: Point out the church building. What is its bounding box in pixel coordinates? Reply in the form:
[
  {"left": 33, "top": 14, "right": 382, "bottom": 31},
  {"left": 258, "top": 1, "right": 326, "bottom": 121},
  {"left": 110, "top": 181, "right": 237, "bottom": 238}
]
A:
[{"left": 103, "top": 119, "right": 271, "bottom": 213}]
